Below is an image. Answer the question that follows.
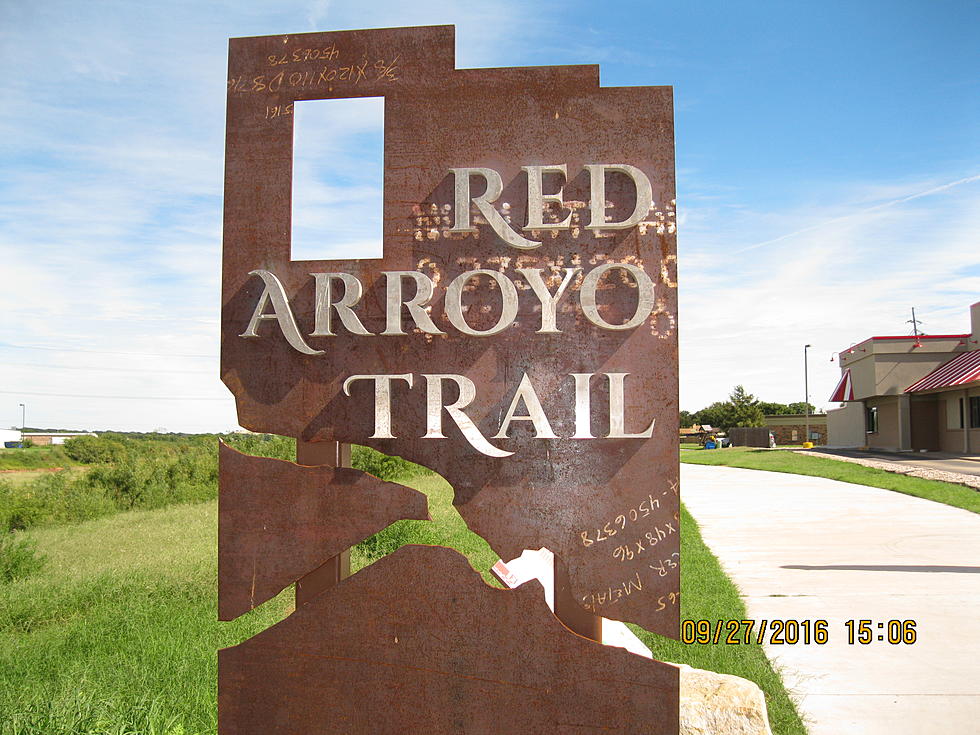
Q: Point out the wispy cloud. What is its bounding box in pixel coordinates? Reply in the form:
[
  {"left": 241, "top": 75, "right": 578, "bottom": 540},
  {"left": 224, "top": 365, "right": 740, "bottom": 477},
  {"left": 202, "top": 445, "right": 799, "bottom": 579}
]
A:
[
  {"left": 2, "top": 1, "right": 976, "bottom": 430},
  {"left": 678, "top": 173, "right": 980, "bottom": 411},
  {"left": 0, "top": 0, "right": 540, "bottom": 431},
  {"left": 731, "top": 174, "right": 980, "bottom": 256}
]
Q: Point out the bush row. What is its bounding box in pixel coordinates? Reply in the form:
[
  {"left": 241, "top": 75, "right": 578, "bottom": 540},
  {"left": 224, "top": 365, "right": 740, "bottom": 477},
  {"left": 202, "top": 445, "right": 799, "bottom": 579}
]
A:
[
  {"left": 0, "top": 439, "right": 217, "bottom": 533},
  {"left": 0, "top": 434, "right": 426, "bottom": 534},
  {"left": 0, "top": 445, "right": 73, "bottom": 471}
]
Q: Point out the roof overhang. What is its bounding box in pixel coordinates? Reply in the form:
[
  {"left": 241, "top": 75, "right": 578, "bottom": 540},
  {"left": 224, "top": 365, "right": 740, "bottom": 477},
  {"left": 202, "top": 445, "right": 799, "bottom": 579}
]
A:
[{"left": 829, "top": 368, "right": 855, "bottom": 402}]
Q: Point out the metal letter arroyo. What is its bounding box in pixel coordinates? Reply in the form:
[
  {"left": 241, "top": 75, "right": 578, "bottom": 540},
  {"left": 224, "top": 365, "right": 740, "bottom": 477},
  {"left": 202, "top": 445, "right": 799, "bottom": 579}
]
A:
[{"left": 219, "top": 25, "right": 679, "bottom": 734}]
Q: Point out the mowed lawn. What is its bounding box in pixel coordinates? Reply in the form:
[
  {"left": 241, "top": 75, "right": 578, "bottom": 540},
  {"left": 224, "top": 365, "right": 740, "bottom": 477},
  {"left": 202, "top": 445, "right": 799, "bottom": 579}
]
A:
[
  {"left": 682, "top": 446, "right": 980, "bottom": 514},
  {"left": 1, "top": 472, "right": 805, "bottom": 735}
]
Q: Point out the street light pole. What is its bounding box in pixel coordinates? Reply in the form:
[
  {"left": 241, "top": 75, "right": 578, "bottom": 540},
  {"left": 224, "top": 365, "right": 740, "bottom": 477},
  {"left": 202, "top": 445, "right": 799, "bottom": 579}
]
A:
[
  {"left": 804, "top": 345, "right": 811, "bottom": 445},
  {"left": 18, "top": 403, "right": 25, "bottom": 437}
]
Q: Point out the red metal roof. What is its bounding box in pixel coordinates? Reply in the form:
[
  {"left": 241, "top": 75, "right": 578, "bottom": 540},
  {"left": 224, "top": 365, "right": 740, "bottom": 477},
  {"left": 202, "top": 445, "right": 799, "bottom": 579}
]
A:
[
  {"left": 906, "top": 350, "right": 980, "bottom": 393},
  {"left": 829, "top": 369, "right": 854, "bottom": 402}
]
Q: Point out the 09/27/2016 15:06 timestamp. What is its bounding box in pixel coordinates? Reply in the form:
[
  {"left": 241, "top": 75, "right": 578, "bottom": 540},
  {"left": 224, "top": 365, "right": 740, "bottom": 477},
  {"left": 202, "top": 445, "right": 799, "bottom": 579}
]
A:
[{"left": 681, "top": 619, "right": 918, "bottom": 646}]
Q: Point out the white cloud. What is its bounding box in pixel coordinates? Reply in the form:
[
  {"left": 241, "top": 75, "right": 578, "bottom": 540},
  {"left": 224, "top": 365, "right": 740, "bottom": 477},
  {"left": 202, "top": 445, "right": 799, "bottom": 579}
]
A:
[
  {"left": 0, "top": 0, "right": 540, "bottom": 431},
  {"left": 677, "top": 174, "right": 980, "bottom": 412},
  {"left": 2, "top": 1, "right": 975, "bottom": 432}
]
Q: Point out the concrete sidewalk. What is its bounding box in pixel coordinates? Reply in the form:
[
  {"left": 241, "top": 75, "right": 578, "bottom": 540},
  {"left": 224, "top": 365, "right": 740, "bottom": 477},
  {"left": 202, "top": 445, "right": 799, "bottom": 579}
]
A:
[{"left": 681, "top": 463, "right": 980, "bottom": 735}]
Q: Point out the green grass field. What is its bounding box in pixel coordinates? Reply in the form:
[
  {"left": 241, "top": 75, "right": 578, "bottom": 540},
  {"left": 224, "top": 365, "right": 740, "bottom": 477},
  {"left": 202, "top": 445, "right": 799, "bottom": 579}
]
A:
[
  {"left": 0, "top": 469, "right": 806, "bottom": 735},
  {"left": 0, "top": 446, "right": 75, "bottom": 471},
  {"left": 0, "top": 467, "right": 88, "bottom": 488},
  {"left": 682, "top": 446, "right": 980, "bottom": 514}
]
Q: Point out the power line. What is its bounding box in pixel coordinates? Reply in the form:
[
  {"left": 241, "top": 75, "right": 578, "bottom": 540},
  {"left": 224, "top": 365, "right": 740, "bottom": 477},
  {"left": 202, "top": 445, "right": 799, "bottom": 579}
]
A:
[
  {"left": 0, "top": 361, "right": 213, "bottom": 375},
  {"left": 0, "top": 342, "right": 216, "bottom": 359},
  {"left": 1, "top": 390, "right": 230, "bottom": 402},
  {"left": 3, "top": 309, "right": 217, "bottom": 326}
]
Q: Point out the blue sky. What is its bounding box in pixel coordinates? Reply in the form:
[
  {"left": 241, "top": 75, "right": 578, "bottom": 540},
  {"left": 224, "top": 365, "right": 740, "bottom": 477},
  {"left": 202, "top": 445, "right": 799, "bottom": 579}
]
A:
[{"left": 1, "top": 0, "right": 977, "bottom": 431}]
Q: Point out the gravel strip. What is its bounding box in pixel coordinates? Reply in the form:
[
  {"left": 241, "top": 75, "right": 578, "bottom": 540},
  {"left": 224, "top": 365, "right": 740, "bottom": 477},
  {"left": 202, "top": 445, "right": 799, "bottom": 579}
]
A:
[{"left": 795, "top": 450, "right": 980, "bottom": 491}]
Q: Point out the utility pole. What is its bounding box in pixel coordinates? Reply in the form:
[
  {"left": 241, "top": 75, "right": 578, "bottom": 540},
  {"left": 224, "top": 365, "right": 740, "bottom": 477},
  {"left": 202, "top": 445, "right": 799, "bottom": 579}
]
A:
[
  {"left": 804, "top": 345, "right": 811, "bottom": 445},
  {"left": 907, "top": 308, "right": 924, "bottom": 342},
  {"left": 18, "top": 403, "right": 25, "bottom": 436}
]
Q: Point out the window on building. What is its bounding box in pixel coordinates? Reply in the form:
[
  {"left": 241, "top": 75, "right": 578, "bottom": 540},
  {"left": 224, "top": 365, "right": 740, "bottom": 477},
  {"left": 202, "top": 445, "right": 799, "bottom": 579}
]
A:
[
  {"left": 866, "top": 406, "right": 878, "bottom": 434},
  {"left": 971, "top": 396, "right": 980, "bottom": 429}
]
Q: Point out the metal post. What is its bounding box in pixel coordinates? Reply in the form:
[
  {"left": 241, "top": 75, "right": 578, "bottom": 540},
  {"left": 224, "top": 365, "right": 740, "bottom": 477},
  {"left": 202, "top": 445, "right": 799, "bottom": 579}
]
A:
[
  {"left": 19, "top": 403, "right": 25, "bottom": 434},
  {"left": 294, "top": 440, "right": 352, "bottom": 605},
  {"left": 804, "top": 345, "right": 811, "bottom": 444},
  {"left": 553, "top": 556, "right": 602, "bottom": 642}
]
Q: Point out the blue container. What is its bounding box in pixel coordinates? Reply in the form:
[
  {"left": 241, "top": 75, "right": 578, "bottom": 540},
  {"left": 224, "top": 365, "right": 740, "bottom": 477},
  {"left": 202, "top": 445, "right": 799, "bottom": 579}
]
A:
[
  {"left": 704, "top": 441, "right": 716, "bottom": 450},
  {"left": 4, "top": 441, "right": 23, "bottom": 449}
]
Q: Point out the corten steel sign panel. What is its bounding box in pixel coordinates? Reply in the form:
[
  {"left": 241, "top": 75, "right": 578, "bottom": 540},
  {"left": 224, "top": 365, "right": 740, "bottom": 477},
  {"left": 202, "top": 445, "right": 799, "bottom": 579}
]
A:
[
  {"left": 220, "top": 24, "right": 679, "bottom": 732},
  {"left": 220, "top": 546, "right": 679, "bottom": 734}
]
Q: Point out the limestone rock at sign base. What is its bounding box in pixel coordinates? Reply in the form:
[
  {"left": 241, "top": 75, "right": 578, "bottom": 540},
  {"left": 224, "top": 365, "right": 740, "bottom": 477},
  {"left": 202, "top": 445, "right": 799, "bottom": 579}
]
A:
[{"left": 678, "top": 664, "right": 775, "bottom": 735}]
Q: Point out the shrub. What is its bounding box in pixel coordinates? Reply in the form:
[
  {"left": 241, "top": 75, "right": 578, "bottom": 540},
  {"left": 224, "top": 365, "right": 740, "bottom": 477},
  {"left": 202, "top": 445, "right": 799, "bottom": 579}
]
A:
[
  {"left": 0, "top": 532, "right": 46, "bottom": 582},
  {"left": 0, "top": 435, "right": 430, "bottom": 534},
  {"left": 82, "top": 441, "right": 217, "bottom": 511},
  {"left": 222, "top": 433, "right": 295, "bottom": 461},
  {"left": 0, "top": 472, "right": 116, "bottom": 531},
  {"left": 352, "top": 445, "right": 425, "bottom": 481},
  {"left": 63, "top": 435, "right": 127, "bottom": 464}
]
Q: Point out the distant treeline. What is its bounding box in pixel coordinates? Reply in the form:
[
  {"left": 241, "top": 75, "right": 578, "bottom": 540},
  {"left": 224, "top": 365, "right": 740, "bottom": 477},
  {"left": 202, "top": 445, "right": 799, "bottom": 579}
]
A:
[
  {"left": 0, "top": 433, "right": 425, "bottom": 534},
  {"left": 681, "top": 385, "right": 818, "bottom": 432}
]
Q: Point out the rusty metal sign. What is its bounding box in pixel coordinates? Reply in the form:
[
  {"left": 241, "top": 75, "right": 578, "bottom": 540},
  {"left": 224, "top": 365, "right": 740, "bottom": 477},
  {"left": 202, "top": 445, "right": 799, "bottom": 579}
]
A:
[
  {"left": 219, "top": 24, "right": 678, "bottom": 733},
  {"left": 221, "top": 545, "right": 679, "bottom": 734},
  {"left": 218, "top": 442, "right": 429, "bottom": 620}
]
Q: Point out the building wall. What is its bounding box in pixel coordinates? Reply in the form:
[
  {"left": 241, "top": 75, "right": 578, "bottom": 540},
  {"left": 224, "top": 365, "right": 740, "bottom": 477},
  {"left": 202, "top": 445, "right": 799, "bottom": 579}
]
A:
[
  {"left": 841, "top": 354, "right": 877, "bottom": 400},
  {"left": 866, "top": 396, "right": 900, "bottom": 450},
  {"left": 875, "top": 353, "right": 967, "bottom": 395},
  {"left": 765, "top": 415, "right": 827, "bottom": 445},
  {"left": 0, "top": 429, "right": 22, "bottom": 445},
  {"left": 826, "top": 403, "right": 866, "bottom": 448},
  {"left": 769, "top": 423, "right": 828, "bottom": 445},
  {"left": 910, "top": 397, "right": 940, "bottom": 451},
  {"left": 840, "top": 337, "right": 970, "bottom": 400},
  {"left": 936, "top": 386, "right": 980, "bottom": 453}
]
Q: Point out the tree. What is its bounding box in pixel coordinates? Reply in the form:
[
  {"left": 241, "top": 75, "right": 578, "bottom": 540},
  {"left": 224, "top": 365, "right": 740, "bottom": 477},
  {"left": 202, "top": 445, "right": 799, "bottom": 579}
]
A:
[
  {"left": 690, "top": 387, "right": 804, "bottom": 431},
  {"left": 754, "top": 400, "right": 819, "bottom": 417},
  {"left": 693, "top": 401, "right": 729, "bottom": 429},
  {"left": 727, "top": 385, "right": 766, "bottom": 428},
  {"left": 757, "top": 401, "right": 792, "bottom": 416},
  {"left": 679, "top": 410, "right": 695, "bottom": 428},
  {"left": 786, "top": 401, "right": 817, "bottom": 415}
]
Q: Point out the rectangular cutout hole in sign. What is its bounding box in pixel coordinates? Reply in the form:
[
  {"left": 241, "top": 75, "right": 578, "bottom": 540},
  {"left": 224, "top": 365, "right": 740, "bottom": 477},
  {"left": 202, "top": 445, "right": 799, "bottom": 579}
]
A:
[{"left": 291, "top": 97, "right": 384, "bottom": 261}]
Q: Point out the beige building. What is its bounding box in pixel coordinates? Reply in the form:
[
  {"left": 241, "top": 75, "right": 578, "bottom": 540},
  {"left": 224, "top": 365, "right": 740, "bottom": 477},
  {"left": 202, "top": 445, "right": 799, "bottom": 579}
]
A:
[
  {"left": 826, "top": 301, "right": 980, "bottom": 452},
  {"left": 765, "top": 414, "right": 828, "bottom": 445}
]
